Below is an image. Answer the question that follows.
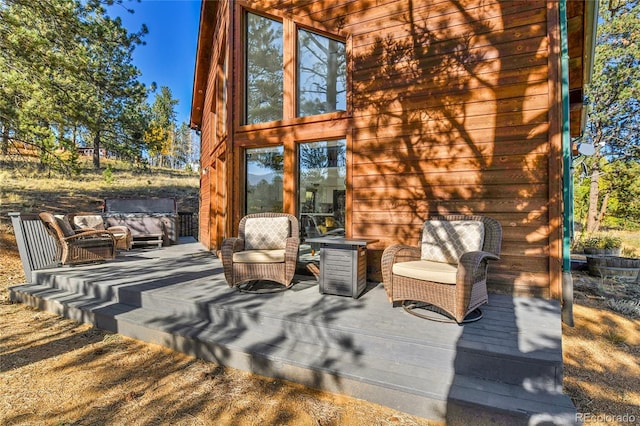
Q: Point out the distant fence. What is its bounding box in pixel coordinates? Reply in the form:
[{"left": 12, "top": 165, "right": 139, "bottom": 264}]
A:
[{"left": 178, "top": 212, "right": 197, "bottom": 238}]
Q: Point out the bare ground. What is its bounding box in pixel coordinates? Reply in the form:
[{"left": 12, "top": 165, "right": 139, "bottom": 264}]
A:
[{"left": 562, "top": 271, "right": 640, "bottom": 425}]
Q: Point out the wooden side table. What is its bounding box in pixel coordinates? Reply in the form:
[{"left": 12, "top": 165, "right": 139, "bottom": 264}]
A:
[{"left": 305, "top": 237, "right": 378, "bottom": 298}]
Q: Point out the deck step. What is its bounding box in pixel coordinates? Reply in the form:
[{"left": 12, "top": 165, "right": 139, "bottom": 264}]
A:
[
  {"left": 447, "top": 376, "right": 576, "bottom": 425},
  {"left": 13, "top": 274, "right": 564, "bottom": 390},
  {"left": 119, "top": 285, "right": 563, "bottom": 389},
  {"left": 10, "top": 283, "right": 575, "bottom": 425}
]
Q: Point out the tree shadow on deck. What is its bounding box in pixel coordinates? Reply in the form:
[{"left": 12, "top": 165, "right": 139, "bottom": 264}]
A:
[
  {"left": 347, "top": 0, "right": 568, "bottom": 421},
  {"left": 446, "top": 296, "right": 570, "bottom": 424},
  {"left": 59, "top": 246, "right": 372, "bottom": 394}
]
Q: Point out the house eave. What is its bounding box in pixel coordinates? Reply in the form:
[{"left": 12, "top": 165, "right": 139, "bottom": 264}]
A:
[
  {"left": 581, "top": 0, "right": 599, "bottom": 134},
  {"left": 190, "top": 0, "right": 218, "bottom": 130}
]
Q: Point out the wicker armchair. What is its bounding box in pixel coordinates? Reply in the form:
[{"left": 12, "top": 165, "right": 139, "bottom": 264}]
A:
[
  {"left": 221, "top": 213, "right": 300, "bottom": 290},
  {"left": 65, "top": 212, "right": 132, "bottom": 250},
  {"left": 39, "top": 212, "right": 117, "bottom": 265},
  {"left": 381, "top": 215, "right": 501, "bottom": 323}
]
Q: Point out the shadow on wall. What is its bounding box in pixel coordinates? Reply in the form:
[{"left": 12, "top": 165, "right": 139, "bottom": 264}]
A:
[{"left": 349, "top": 0, "right": 556, "bottom": 295}]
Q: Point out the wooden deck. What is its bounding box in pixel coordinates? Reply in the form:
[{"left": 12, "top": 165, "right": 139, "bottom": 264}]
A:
[{"left": 9, "top": 239, "right": 577, "bottom": 425}]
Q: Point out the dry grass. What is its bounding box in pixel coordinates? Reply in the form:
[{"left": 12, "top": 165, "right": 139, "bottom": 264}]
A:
[
  {"left": 1, "top": 169, "right": 639, "bottom": 425},
  {"left": 563, "top": 272, "right": 640, "bottom": 425},
  {"left": 0, "top": 162, "right": 200, "bottom": 228},
  {"left": 609, "top": 229, "right": 640, "bottom": 252}
]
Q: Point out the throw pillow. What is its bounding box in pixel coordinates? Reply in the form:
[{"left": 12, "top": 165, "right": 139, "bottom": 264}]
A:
[
  {"left": 421, "top": 220, "right": 485, "bottom": 264},
  {"left": 55, "top": 216, "right": 76, "bottom": 237},
  {"left": 244, "top": 216, "right": 290, "bottom": 250}
]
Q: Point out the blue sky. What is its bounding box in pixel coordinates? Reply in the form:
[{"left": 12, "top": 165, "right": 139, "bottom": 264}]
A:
[{"left": 107, "top": 0, "right": 202, "bottom": 125}]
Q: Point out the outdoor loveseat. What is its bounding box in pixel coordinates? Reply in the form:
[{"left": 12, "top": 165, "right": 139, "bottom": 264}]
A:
[
  {"left": 39, "top": 212, "right": 117, "bottom": 265},
  {"left": 381, "top": 214, "right": 502, "bottom": 323},
  {"left": 65, "top": 212, "right": 132, "bottom": 251},
  {"left": 102, "top": 198, "right": 177, "bottom": 247}
]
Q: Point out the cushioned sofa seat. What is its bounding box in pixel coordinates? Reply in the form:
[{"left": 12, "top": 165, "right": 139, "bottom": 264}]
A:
[
  {"left": 392, "top": 260, "right": 457, "bottom": 285},
  {"left": 66, "top": 213, "right": 132, "bottom": 250}
]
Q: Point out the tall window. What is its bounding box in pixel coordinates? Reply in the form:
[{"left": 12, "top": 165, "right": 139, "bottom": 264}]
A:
[
  {"left": 244, "top": 11, "right": 347, "bottom": 124},
  {"left": 297, "top": 29, "right": 346, "bottom": 117},
  {"left": 245, "top": 13, "right": 283, "bottom": 124},
  {"left": 298, "top": 139, "right": 346, "bottom": 238},
  {"left": 246, "top": 146, "right": 284, "bottom": 213}
]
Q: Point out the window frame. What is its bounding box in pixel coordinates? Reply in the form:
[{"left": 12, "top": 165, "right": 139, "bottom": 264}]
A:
[
  {"left": 213, "top": 39, "right": 228, "bottom": 148},
  {"left": 244, "top": 145, "right": 285, "bottom": 214},
  {"left": 296, "top": 27, "right": 347, "bottom": 118},
  {"left": 237, "top": 6, "right": 350, "bottom": 130},
  {"left": 296, "top": 138, "right": 347, "bottom": 233}
]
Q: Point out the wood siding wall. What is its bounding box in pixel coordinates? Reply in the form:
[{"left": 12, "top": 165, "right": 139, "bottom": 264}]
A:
[
  {"left": 199, "top": 1, "right": 231, "bottom": 251},
  {"left": 199, "top": 0, "right": 565, "bottom": 297}
]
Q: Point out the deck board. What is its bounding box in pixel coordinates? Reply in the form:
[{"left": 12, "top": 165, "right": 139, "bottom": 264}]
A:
[{"left": 9, "top": 239, "right": 576, "bottom": 425}]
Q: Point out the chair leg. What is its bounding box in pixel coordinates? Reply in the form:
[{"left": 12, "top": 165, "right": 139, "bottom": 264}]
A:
[
  {"left": 401, "top": 301, "right": 483, "bottom": 324},
  {"left": 236, "top": 280, "right": 293, "bottom": 293}
]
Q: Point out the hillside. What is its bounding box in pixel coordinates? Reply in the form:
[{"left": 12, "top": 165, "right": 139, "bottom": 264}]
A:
[{"left": 0, "top": 163, "right": 200, "bottom": 229}]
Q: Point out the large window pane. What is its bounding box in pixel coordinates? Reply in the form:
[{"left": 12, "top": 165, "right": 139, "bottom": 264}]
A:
[
  {"left": 298, "top": 139, "right": 346, "bottom": 239},
  {"left": 246, "top": 146, "right": 284, "bottom": 213},
  {"left": 297, "top": 29, "right": 346, "bottom": 117},
  {"left": 245, "top": 13, "right": 283, "bottom": 124}
]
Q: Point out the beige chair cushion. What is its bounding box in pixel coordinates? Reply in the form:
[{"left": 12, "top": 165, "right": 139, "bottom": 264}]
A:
[
  {"left": 108, "top": 228, "right": 128, "bottom": 238},
  {"left": 421, "top": 220, "right": 485, "bottom": 263},
  {"left": 73, "top": 215, "right": 105, "bottom": 230},
  {"left": 106, "top": 216, "right": 163, "bottom": 236},
  {"left": 392, "top": 260, "right": 457, "bottom": 285},
  {"left": 233, "top": 249, "right": 286, "bottom": 264},
  {"left": 244, "top": 217, "right": 290, "bottom": 250}
]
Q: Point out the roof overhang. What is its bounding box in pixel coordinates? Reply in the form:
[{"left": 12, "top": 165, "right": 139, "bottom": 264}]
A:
[
  {"left": 580, "top": 0, "right": 599, "bottom": 132},
  {"left": 568, "top": 0, "right": 599, "bottom": 137},
  {"left": 190, "top": 1, "right": 218, "bottom": 130}
]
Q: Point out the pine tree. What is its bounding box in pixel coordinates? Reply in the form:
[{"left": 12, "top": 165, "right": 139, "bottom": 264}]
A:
[
  {"left": 0, "top": 0, "right": 148, "bottom": 172},
  {"left": 245, "top": 13, "right": 283, "bottom": 124},
  {"left": 582, "top": 0, "right": 640, "bottom": 232}
]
